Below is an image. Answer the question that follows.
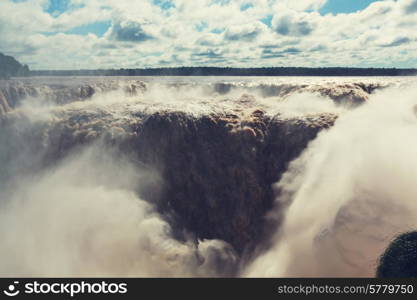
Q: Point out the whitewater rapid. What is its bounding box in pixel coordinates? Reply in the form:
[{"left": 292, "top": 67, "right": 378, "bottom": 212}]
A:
[{"left": 0, "top": 76, "right": 417, "bottom": 277}]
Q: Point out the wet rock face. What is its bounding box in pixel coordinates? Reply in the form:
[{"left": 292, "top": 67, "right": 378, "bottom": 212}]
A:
[{"left": 377, "top": 232, "right": 417, "bottom": 278}]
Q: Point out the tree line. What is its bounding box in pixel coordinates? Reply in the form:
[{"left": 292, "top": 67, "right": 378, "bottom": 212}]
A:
[
  {"left": 1, "top": 52, "right": 416, "bottom": 78},
  {"left": 0, "top": 53, "right": 30, "bottom": 79},
  {"left": 31, "top": 66, "right": 417, "bottom": 77}
]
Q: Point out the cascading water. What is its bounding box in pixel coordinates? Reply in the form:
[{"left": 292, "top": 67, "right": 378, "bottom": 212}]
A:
[{"left": 0, "top": 76, "right": 416, "bottom": 277}]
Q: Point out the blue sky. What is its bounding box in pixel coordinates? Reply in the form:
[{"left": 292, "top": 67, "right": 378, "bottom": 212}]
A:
[
  {"left": 1, "top": 0, "right": 416, "bottom": 69},
  {"left": 42, "top": 0, "right": 381, "bottom": 37},
  {"left": 320, "top": 0, "right": 379, "bottom": 14}
]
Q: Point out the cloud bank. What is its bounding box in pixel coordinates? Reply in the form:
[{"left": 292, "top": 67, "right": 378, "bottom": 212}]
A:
[{"left": 0, "top": 0, "right": 417, "bottom": 69}]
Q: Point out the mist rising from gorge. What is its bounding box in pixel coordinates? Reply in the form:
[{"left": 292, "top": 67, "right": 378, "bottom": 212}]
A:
[{"left": 0, "top": 77, "right": 416, "bottom": 277}]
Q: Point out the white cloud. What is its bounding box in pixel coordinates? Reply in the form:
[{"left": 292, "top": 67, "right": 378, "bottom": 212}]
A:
[
  {"left": 284, "top": 0, "right": 327, "bottom": 11},
  {"left": 224, "top": 22, "right": 267, "bottom": 41},
  {"left": 1, "top": 0, "right": 417, "bottom": 69}
]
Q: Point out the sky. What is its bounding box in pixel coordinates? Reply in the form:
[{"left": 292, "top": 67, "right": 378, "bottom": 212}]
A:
[{"left": 1, "top": 0, "right": 417, "bottom": 70}]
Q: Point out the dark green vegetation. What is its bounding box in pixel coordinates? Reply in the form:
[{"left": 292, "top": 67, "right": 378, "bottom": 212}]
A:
[
  {"left": 377, "top": 232, "right": 417, "bottom": 278},
  {"left": 32, "top": 67, "right": 417, "bottom": 77},
  {"left": 2, "top": 51, "right": 416, "bottom": 77},
  {"left": 0, "top": 53, "right": 30, "bottom": 79}
]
